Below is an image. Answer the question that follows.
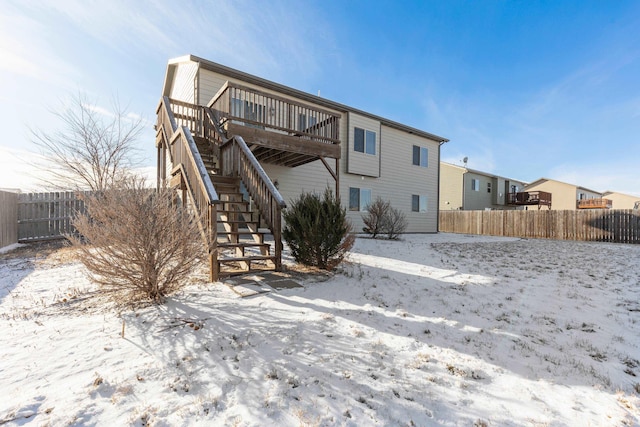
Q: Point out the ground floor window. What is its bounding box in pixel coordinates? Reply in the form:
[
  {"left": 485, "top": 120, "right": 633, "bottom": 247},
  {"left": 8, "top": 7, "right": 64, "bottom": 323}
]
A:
[
  {"left": 412, "top": 194, "right": 428, "bottom": 212},
  {"left": 349, "top": 187, "right": 371, "bottom": 211}
]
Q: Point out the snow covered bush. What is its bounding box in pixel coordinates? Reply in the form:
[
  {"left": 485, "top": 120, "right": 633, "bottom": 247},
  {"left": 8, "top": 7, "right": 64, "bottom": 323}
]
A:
[
  {"left": 282, "top": 189, "right": 354, "bottom": 270},
  {"left": 70, "top": 178, "right": 204, "bottom": 304},
  {"left": 362, "top": 197, "right": 407, "bottom": 240}
]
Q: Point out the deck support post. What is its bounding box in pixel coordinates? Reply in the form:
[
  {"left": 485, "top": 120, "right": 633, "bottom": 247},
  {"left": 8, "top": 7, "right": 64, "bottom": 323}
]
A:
[{"left": 319, "top": 156, "right": 339, "bottom": 199}]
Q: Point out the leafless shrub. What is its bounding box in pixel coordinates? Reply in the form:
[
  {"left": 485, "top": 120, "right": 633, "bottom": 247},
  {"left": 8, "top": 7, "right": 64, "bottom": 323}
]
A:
[
  {"left": 384, "top": 206, "right": 407, "bottom": 240},
  {"left": 362, "top": 197, "right": 390, "bottom": 238},
  {"left": 70, "top": 178, "right": 204, "bottom": 304},
  {"left": 362, "top": 197, "right": 407, "bottom": 240}
]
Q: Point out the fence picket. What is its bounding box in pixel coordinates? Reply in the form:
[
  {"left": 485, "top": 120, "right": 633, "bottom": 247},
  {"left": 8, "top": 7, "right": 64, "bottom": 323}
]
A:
[
  {"left": 17, "top": 191, "right": 88, "bottom": 242},
  {"left": 439, "top": 209, "right": 640, "bottom": 244}
]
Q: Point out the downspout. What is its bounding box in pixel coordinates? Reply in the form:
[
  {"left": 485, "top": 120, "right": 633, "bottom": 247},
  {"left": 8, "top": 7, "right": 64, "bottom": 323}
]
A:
[
  {"left": 461, "top": 167, "right": 466, "bottom": 211},
  {"left": 436, "top": 139, "right": 448, "bottom": 233}
]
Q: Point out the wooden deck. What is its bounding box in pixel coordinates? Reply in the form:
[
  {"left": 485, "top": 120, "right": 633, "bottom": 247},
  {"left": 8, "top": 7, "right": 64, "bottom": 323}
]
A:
[
  {"left": 577, "top": 198, "right": 612, "bottom": 209},
  {"left": 208, "top": 81, "right": 341, "bottom": 167},
  {"left": 507, "top": 191, "right": 552, "bottom": 209}
]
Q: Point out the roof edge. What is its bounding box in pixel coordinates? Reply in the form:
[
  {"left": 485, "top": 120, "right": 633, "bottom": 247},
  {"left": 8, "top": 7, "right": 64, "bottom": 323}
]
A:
[{"left": 174, "top": 54, "right": 449, "bottom": 144}]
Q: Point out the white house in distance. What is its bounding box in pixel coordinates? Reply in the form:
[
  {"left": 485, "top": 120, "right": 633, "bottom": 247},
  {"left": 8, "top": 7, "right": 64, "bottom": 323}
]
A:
[{"left": 157, "top": 55, "right": 448, "bottom": 278}]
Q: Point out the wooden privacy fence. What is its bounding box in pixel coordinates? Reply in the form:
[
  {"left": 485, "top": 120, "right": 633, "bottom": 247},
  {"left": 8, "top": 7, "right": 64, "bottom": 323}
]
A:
[
  {"left": 0, "top": 190, "right": 19, "bottom": 248},
  {"left": 18, "top": 192, "right": 87, "bottom": 242},
  {"left": 439, "top": 209, "right": 640, "bottom": 244}
]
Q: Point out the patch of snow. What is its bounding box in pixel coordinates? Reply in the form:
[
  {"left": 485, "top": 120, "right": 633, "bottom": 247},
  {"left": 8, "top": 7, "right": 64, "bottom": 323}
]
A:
[{"left": 0, "top": 233, "right": 639, "bottom": 426}]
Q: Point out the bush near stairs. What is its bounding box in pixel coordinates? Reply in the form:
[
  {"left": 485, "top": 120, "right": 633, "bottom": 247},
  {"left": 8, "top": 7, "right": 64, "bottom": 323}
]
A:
[{"left": 282, "top": 189, "right": 355, "bottom": 270}]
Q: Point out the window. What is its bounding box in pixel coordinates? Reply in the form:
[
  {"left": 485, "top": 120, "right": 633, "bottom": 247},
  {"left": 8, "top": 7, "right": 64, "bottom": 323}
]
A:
[
  {"left": 349, "top": 187, "right": 371, "bottom": 211},
  {"left": 231, "top": 98, "right": 265, "bottom": 128},
  {"left": 487, "top": 182, "right": 492, "bottom": 193},
  {"left": 412, "top": 145, "right": 428, "bottom": 167},
  {"left": 412, "top": 195, "right": 428, "bottom": 212},
  {"left": 354, "top": 127, "right": 376, "bottom": 155},
  {"left": 471, "top": 179, "right": 480, "bottom": 191},
  {"left": 298, "top": 114, "right": 317, "bottom": 132}
]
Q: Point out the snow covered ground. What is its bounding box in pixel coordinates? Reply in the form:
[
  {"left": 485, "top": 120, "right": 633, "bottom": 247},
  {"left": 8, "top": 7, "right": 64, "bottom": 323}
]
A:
[{"left": 1, "top": 233, "right": 639, "bottom": 426}]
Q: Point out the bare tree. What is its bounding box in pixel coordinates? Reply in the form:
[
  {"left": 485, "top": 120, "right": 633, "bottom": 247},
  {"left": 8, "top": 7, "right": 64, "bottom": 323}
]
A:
[
  {"left": 70, "top": 177, "right": 205, "bottom": 304},
  {"left": 30, "top": 93, "right": 144, "bottom": 191}
]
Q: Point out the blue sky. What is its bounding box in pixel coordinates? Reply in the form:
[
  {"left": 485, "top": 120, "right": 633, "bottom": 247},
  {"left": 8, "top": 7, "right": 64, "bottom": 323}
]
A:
[{"left": 1, "top": 0, "right": 639, "bottom": 194}]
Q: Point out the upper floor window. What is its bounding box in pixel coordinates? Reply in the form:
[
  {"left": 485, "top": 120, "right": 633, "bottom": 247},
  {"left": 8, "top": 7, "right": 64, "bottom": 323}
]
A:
[
  {"left": 487, "top": 182, "right": 492, "bottom": 193},
  {"left": 412, "top": 145, "right": 428, "bottom": 167},
  {"left": 354, "top": 128, "right": 376, "bottom": 155},
  {"left": 471, "top": 179, "right": 480, "bottom": 191},
  {"left": 349, "top": 187, "right": 371, "bottom": 211}
]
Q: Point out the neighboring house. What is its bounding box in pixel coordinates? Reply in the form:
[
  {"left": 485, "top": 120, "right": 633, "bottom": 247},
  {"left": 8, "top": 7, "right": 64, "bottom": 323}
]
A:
[
  {"left": 520, "top": 178, "right": 607, "bottom": 210},
  {"left": 601, "top": 191, "right": 640, "bottom": 210},
  {"left": 158, "top": 55, "right": 448, "bottom": 278},
  {"left": 439, "top": 162, "right": 527, "bottom": 210}
]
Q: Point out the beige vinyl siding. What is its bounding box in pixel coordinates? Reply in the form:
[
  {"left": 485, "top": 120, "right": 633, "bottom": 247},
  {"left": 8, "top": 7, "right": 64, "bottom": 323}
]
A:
[
  {"left": 198, "top": 68, "right": 229, "bottom": 105},
  {"left": 463, "top": 172, "right": 494, "bottom": 210},
  {"left": 262, "top": 161, "right": 334, "bottom": 206},
  {"left": 526, "top": 181, "right": 577, "bottom": 210},
  {"left": 439, "top": 163, "right": 464, "bottom": 210},
  {"left": 603, "top": 192, "right": 640, "bottom": 209},
  {"left": 347, "top": 112, "right": 380, "bottom": 177},
  {"left": 263, "top": 125, "right": 439, "bottom": 233},
  {"left": 340, "top": 125, "right": 438, "bottom": 232},
  {"left": 198, "top": 68, "right": 345, "bottom": 120},
  {"left": 169, "top": 62, "right": 198, "bottom": 103}
]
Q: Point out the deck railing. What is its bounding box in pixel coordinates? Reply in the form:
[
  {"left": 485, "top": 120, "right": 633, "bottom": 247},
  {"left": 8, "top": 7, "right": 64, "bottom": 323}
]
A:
[
  {"left": 204, "top": 107, "right": 286, "bottom": 270},
  {"left": 577, "top": 198, "right": 612, "bottom": 209},
  {"left": 157, "top": 96, "right": 219, "bottom": 280},
  {"left": 508, "top": 191, "right": 552, "bottom": 208},
  {"left": 208, "top": 81, "right": 340, "bottom": 145}
]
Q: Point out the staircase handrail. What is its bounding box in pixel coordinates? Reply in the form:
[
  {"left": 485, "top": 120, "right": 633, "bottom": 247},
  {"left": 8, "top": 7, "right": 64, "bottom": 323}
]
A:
[
  {"left": 203, "top": 107, "right": 285, "bottom": 210},
  {"left": 157, "top": 97, "right": 219, "bottom": 269},
  {"left": 230, "top": 134, "right": 287, "bottom": 208}
]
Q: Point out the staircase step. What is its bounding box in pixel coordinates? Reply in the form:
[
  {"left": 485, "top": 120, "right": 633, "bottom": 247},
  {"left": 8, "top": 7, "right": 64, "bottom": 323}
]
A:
[
  {"left": 209, "top": 175, "right": 240, "bottom": 183},
  {"left": 218, "top": 242, "right": 270, "bottom": 249},
  {"left": 218, "top": 255, "right": 277, "bottom": 264},
  {"left": 218, "top": 192, "right": 245, "bottom": 198},
  {"left": 219, "top": 200, "right": 250, "bottom": 206},
  {"left": 218, "top": 219, "right": 260, "bottom": 225},
  {"left": 218, "top": 209, "right": 252, "bottom": 215}
]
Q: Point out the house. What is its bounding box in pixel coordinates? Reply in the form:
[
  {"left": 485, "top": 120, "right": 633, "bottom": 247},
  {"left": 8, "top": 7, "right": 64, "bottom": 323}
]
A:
[
  {"left": 601, "top": 191, "right": 640, "bottom": 210},
  {"left": 157, "top": 55, "right": 448, "bottom": 279},
  {"left": 439, "top": 162, "right": 527, "bottom": 210},
  {"left": 517, "top": 178, "right": 609, "bottom": 210}
]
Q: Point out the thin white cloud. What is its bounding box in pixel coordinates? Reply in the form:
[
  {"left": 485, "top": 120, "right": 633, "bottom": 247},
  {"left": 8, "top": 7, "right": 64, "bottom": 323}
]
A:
[
  {"left": 548, "top": 162, "right": 640, "bottom": 197},
  {"left": 0, "top": 3, "right": 78, "bottom": 87}
]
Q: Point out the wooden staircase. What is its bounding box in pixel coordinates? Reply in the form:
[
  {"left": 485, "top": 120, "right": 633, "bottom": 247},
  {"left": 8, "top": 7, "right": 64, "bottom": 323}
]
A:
[
  {"left": 156, "top": 97, "right": 285, "bottom": 281},
  {"left": 197, "top": 139, "right": 278, "bottom": 275}
]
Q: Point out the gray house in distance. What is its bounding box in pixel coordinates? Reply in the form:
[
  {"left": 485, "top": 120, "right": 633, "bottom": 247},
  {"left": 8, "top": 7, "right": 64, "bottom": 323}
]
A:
[{"left": 439, "top": 162, "right": 527, "bottom": 210}]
